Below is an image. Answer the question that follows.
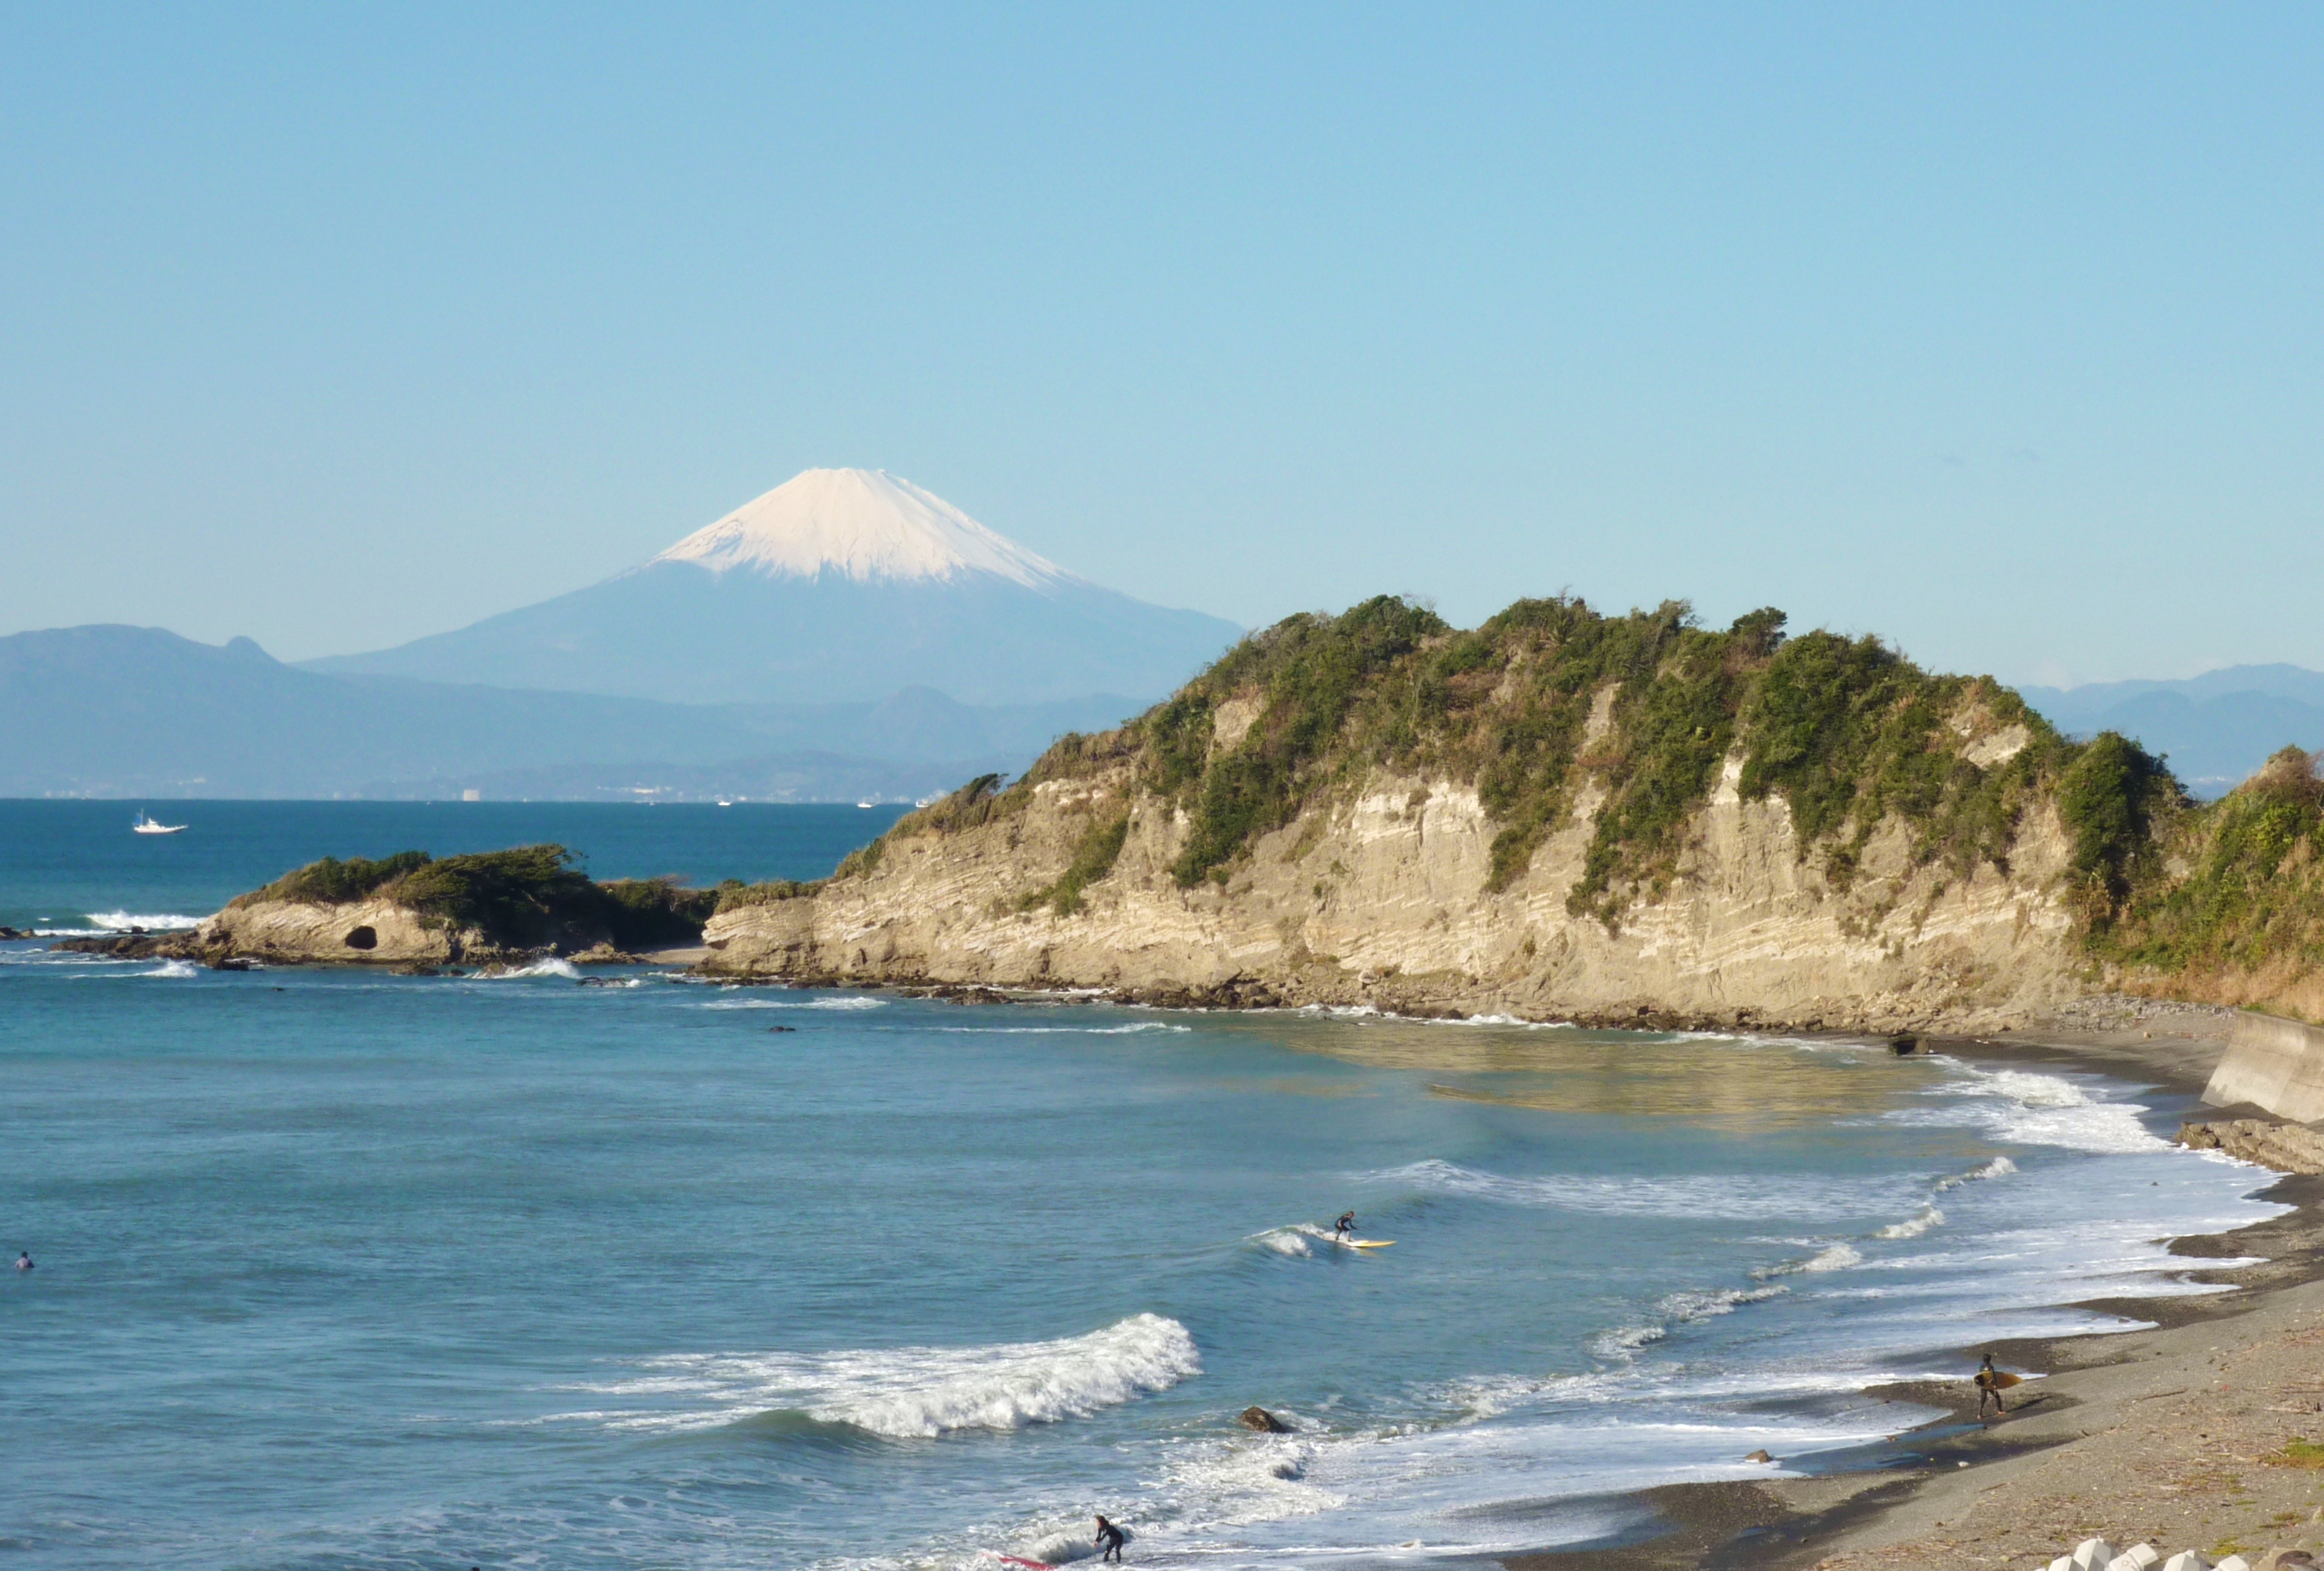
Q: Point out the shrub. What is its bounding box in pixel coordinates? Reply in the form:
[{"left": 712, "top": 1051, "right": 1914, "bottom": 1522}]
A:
[
  {"left": 596, "top": 877, "right": 720, "bottom": 949},
  {"left": 712, "top": 878, "right": 819, "bottom": 913},
  {"left": 237, "top": 850, "right": 432, "bottom": 908},
  {"left": 1024, "top": 811, "right": 1132, "bottom": 916}
]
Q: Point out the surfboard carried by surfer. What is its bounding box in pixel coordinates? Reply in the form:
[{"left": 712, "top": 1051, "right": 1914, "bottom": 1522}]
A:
[{"left": 1974, "top": 1351, "right": 2021, "bottom": 1419}]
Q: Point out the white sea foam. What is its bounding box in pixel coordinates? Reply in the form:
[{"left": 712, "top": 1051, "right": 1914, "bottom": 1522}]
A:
[
  {"left": 481, "top": 957, "right": 580, "bottom": 980},
  {"left": 559, "top": 1313, "right": 1200, "bottom": 1438},
  {"left": 926, "top": 1022, "right": 1194, "bottom": 1035},
  {"left": 1660, "top": 1284, "right": 1789, "bottom": 1322},
  {"left": 1584, "top": 1284, "right": 1788, "bottom": 1365},
  {"left": 139, "top": 959, "right": 201, "bottom": 979},
  {"left": 1370, "top": 1158, "right": 1913, "bottom": 1221},
  {"left": 698, "top": 994, "right": 887, "bottom": 1010},
  {"left": 1935, "top": 1155, "right": 2017, "bottom": 1190},
  {"left": 1292, "top": 1002, "right": 1569, "bottom": 1029},
  {"left": 1250, "top": 1225, "right": 1318, "bottom": 1257},
  {"left": 1876, "top": 1205, "right": 1946, "bottom": 1239},
  {"left": 1754, "top": 1243, "right": 1862, "bottom": 1279},
  {"left": 1897, "top": 1067, "right": 2166, "bottom": 1153},
  {"left": 86, "top": 910, "right": 209, "bottom": 932}
]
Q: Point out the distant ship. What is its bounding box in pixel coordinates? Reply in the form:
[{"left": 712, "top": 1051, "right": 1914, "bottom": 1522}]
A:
[{"left": 131, "top": 811, "right": 187, "bottom": 835}]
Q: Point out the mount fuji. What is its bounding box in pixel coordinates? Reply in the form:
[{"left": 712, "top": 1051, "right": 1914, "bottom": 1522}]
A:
[{"left": 304, "top": 469, "right": 1243, "bottom": 706}]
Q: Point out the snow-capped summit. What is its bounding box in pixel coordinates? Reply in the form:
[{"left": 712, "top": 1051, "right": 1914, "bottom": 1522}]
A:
[
  {"left": 304, "top": 468, "right": 1242, "bottom": 707},
  {"left": 656, "top": 469, "right": 1070, "bottom": 590}
]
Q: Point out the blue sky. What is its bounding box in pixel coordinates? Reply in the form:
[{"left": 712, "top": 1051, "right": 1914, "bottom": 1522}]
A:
[{"left": 3, "top": 4, "right": 2319, "bottom": 686}]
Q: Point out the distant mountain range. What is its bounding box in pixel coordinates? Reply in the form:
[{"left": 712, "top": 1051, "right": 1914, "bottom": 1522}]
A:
[
  {"left": 4, "top": 470, "right": 1240, "bottom": 800},
  {"left": 12, "top": 463, "right": 2317, "bottom": 802},
  {"left": 0, "top": 625, "right": 1141, "bottom": 801},
  {"left": 303, "top": 468, "right": 1242, "bottom": 706},
  {"left": 2020, "top": 663, "right": 2324, "bottom": 795}
]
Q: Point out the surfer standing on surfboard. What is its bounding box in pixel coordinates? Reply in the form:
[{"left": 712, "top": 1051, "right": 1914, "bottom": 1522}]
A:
[{"left": 1334, "top": 1211, "right": 1356, "bottom": 1242}]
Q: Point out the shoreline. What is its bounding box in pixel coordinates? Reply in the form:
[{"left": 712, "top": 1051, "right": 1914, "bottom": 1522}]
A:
[
  {"left": 19, "top": 939, "right": 2313, "bottom": 1568},
  {"left": 1505, "top": 1028, "right": 2324, "bottom": 1571}
]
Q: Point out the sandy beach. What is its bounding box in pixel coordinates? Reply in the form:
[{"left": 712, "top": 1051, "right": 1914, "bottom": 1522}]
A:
[{"left": 1512, "top": 1002, "right": 2324, "bottom": 1571}]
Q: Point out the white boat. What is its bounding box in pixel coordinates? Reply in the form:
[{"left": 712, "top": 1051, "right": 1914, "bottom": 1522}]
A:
[
  {"left": 856, "top": 800, "right": 877, "bottom": 809},
  {"left": 131, "top": 811, "right": 187, "bottom": 835}
]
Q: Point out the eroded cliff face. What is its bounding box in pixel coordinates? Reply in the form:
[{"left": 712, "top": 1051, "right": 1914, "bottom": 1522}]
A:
[
  {"left": 189, "top": 899, "right": 473, "bottom": 964},
  {"left": 702, "top": 752, "right": 2091, "bottom": 1032}
]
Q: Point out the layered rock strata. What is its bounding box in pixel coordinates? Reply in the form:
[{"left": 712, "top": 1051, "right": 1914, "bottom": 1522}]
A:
[{"left": 702, "top": 757, "right": 2092, "bottom": 1034}]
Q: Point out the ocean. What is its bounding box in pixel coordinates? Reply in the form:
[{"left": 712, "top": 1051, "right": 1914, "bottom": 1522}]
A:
[{"left": 0, "top": 800, "right": 2286, "bottom": 1570}]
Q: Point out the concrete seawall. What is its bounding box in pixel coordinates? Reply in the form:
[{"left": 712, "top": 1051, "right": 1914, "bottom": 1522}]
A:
[{"left": 2202, "top": 1010, "right": 2324, "bottom": 1120}]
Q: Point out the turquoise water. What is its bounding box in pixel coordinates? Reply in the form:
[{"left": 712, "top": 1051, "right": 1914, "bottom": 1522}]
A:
[
  {"left": 0, "top": 799, "right": 914, "bottom": 932},
  {"left": 0, "top": 803, "right": 2288, "bottom": 1569}
]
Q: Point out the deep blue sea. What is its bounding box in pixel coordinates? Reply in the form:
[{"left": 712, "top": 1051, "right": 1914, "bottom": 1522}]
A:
[{"left": 0, "top": 801, "right": 2288, "bottom": 1570}]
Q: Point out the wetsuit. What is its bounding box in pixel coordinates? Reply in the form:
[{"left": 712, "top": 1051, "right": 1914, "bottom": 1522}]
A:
[
  {"left": 1096, "top": 1518, "right": 1126, "bottom": 1563},
  {"left": 1975, "top": 1354, "right": 2005, "bottom": 1418},
  {"left": 1334, "top": 1213, "right": 1355, "bottom": 1241}
]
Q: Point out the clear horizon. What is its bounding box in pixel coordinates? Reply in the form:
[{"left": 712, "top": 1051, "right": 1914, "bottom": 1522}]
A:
[{"left": 3, "top": 6, "right": 2320, "bottom": 688}]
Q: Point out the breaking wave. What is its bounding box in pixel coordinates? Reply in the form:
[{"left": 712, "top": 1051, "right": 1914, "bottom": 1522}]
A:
[
  {"left": 481, "top": 958, "right": 580, "bottom": 980},
  {"left": 926, "top": 1022, "right": 1194, "bottom": 1035},
  {"left": 1589, "top": 1285, "right": 1789, "bottom": 1363},
  {"left": 86, "top": 911, "right": 208, "bottom": 932},
  {"left": 1893, "top": 1067, "right": 2166, "bottom": 1154},
  {"left": 1876, "top": 1205, "right": 1946, "bottom": 1239},
  {"left": 1754, "top": 1243, "right": 1862, "bottom": 1279},
  {"left": 556, "top": 1313, "right": 1200, "bottom": 1438},
  {"left": 698, "top": 995, "right": 887, "bottom": 1010},
  {"left": 1368, "top": 1158, "right": 1913, "bottom": 1221},
  {"left": 1935, "top": 1155, "right": 2017, "bottom": 1190}
]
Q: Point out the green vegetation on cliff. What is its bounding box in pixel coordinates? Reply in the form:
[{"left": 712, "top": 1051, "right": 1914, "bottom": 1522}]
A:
[
  {"left": 1114, "top": 593, "right": 2073, "bottom": 919},
  {"left": 825, "top": 592, "right": 2323, "bottom": 1011},
  {"left": 2102, "top": 747, "right": 2324, "bottom": 984}
]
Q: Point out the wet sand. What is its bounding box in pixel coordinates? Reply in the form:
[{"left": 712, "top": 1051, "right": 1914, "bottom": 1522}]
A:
[{"left": 1509, "top": 1006, "right": 2324, "bottom": 1571}]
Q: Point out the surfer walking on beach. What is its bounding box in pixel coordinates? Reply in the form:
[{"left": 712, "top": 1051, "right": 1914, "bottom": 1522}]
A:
[
  {"left": 1095, "top": 1513, "right": 1127, "bottom": 1563},
  {"left": 1975, "top": 1351, "right": 2015, "bottom": 1419},
  {"left": 1334, "top": 1211, "right": 1356, "bottom": 1242}
]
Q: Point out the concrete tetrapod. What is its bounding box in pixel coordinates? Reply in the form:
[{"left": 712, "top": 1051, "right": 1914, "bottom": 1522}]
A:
[{"left": 2070, "top": 1541, "right": 2121, "bottom": 1571}]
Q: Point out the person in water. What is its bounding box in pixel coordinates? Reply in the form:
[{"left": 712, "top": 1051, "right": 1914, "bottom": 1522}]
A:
[
  {"left": 12, "top": 1252, "right": 28, "bottom": 1271},
  {"left": 1094, "top": 1513, "right": 1127, "bottom": 1563},
  {"left": 1334, "top": 1211, "right": 1356, "bottom": 1241}
]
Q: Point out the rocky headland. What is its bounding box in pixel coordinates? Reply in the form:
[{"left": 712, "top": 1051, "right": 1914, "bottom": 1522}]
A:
[
  {"left": 696, "top": 596, "right": 2324, "bottom": 1037},
  {"left": 135, "top": 595, "right": 2324, "bottom": 1037}
]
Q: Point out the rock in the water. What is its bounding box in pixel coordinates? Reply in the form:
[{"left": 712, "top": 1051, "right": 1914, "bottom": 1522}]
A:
[
  {"left": 1239, "top": 1406, "right": 1292, "bottom": 1433},
  {"left": 1743, "top": 1449, "right": 1773, "bottom": 1463}
]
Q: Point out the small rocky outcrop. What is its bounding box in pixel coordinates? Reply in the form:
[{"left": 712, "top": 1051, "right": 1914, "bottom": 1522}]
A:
[
  {"left": 2179, "top": 1118, "right": 2324, "bottom": 1174},
  {"left": 1238, "top": 1406, "right": 1293, "bottom": 1433}
]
